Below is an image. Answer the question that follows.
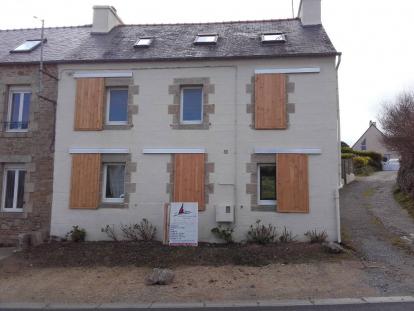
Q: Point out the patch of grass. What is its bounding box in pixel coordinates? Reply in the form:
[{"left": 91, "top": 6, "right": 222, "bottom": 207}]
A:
[
  {"left": 362, "top": 203, "right": 372, "bottom": 209},
  {"left": 362, "top": 188, "right": 375, "bottom": 198},
  {"left": 393, "top": 186, "right": 414, "bottom": 220},
  {"left": 371, "top": 216, "right": 384, "bottom": 226},
  {"left": 389, "top": 236, "right": 414, "bottom": 254},
  {"left": 355, "top": 165, "right": 376, "bottom": 176}
]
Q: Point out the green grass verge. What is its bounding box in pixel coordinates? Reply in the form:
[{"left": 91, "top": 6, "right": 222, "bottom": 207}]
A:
[{"left": 393, "top": 186, "right": 414, "bottom": 219}]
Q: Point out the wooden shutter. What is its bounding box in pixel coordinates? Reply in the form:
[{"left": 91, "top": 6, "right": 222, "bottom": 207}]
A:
[
  {"left": 276, "top": 154, "right": 309, "bottom": 213},
  {"left": 74, "top": 78, "right": 105, "bottom": 130},
  {"left": 173, "top": 154, "right": 205, "bottom": 211},
  {"left": 255, "top": 73, "right": 287, "bottom": 129},
  {"left": 70, "top": 154, "right": 101, "bottom": 209}
]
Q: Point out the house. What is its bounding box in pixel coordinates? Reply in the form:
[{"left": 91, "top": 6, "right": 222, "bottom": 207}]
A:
[
  {"left": 1, "top": 0, "right": 342, "bottom": 243},
  {"left": 0, "top": 32, "right": 58, "bottom": 244},
  {"left": 352, "top": 121, "right": 398, "bottom": 161}
]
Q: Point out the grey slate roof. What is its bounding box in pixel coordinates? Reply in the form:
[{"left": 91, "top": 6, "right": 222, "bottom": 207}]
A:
[{"left": 0, "top": 18, "right": 338, "bottom": 65}]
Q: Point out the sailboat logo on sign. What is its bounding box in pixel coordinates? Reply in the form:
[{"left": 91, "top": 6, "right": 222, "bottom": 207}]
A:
[{"left": 174, "top": 203, "right": 192, "bottom": 216}]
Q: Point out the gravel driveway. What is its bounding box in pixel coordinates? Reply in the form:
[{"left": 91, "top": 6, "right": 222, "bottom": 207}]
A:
[{"left": 340, "top": 171, "right": 414, "bottom": 295}]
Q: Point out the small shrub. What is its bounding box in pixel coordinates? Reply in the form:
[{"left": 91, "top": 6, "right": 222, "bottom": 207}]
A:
[
  {"left": 353, "top": 156, "right": 370, "bottom": 168},
  {"left": 211, "top": 225, "right": 234, "bottom": 243},
  {"left": 279, "top": 226, "right": 297, "bottom": 243},
  {"left": 341, "top": 153, "right": 355, "bottom": 159},
  {"left": 305, "top": 229, "right": 328, "bottom": 243},
  {"left": 66, "top": 225, "right": 86, "bottom": 242},
  {"left": 101, "top": 224, "right": 118, "bottom": 241},
  {"left": 121, "top": 219, "right": 157, "bottom": 241},
  {"left": 355, "top": 165, "right": 375, "bottom": 176},
  {"left": 341, "top": 146, "right": 353, "bottom": 153},
  {"left": 247, "top": 220, "right": 278, "bottom": 244}
]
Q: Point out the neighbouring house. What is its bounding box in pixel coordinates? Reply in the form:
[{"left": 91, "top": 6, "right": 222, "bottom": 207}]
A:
[
  {"left": 0, "top": 50, "right": 58, "bottom": 244},
  {"left": 1, "top": 0, "right": 342, "bottom": 243},
  {"left": 353, "top": 121, "right": 398, "bottom": 161}
]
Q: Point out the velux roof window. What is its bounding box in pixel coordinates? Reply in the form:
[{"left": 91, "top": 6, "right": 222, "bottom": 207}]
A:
[
  {"left": 261, "top": 33, "right": 286, "bottom": 44},
  {"left": 194, "top": 34, "right": 218, "bottom": 45},
  {"left": 134, "top": 37, "right": 153, "bottom": 48},
  {"left": 11, "top": 40, "right": 43, "bottom": 53}
]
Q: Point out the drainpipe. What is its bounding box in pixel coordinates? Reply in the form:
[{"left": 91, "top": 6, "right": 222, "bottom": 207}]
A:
[{"left": 335, "top": 53, "right": 342, "bottom": 243}]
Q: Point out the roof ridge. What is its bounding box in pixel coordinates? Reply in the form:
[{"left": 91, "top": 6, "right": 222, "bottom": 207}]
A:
[
  {"left": 0, "top": 24, "right": 91, "bottom": 32},
  {"left": 121, "top": 17, "right": 300, "bottom": 27}
]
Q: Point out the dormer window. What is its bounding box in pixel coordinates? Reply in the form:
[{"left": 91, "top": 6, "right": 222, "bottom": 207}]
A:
[
  {"left": 194, "top": 34, "right": 218, "bottom": 45},
  {"left": 11, "top": 40, "right": 43, "bottom": 53},
  {"left": 261, "top": 33, "right": 286, "bottom": 44},
  {"left": 134, "top": 37, "right": 153, "bottom": 48}
]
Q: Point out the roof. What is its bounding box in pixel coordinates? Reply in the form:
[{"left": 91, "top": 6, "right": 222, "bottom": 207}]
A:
[
  {"left": 0, "top": 19, "right": 338, "bottom": 65},
  {"left": 352, "top": 123, "right": 385, "bottom": 149}
]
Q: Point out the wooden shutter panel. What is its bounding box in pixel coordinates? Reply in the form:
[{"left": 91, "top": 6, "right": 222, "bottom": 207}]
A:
[
  {"left": 70, "top": 154, "right": 101, "bottom": 209},
  {"left": 276, "top": 154, "right": 309, "bottom": 213},
  {"left": 255, "top": 73, "right": 287, "bottom": 129},
  {"left": 173, "top": 154, "right": 205, "bottom": 211},
  {"left": 74, "top": 78, "right": 105, "bottom": 130}
]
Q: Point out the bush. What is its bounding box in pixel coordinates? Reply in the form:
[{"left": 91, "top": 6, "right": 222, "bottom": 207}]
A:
[
  {"left": 305, "top": 229, "right": 328, "bottom": 243},
  {"left": 211, "top": 225, "right": 234, "bottom": 243},
  {"left": 341, "top": 146, "right": 353, "bottom": 154},
  {"left": 341, "top": 153, "right": 355, "bottom": 159},
  {"left": 353, "top": 150, "right": 382, "bottom": 170},
  {"left": 353, "top": 156, "right": 370, "bottom": 168},
  {"left": 121, "top": 219, "right": 157, "bottom": 241},
  {"left": 66, "top": 225, "right": 86, "bottom": 242},
  {"left": 101, "top": 224, "right": 118, "bottom": 241},
  {"left": 247, "top": 220, "right": 278, "bottom": 244},
  {"left": 279, "top": 227, "right": 297, "bottom": 243}
]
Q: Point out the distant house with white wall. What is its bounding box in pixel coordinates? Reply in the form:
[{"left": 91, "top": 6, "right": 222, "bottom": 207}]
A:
[
  {"left": 353, "top": 121, "right": 398, "bottom": 161},
  {"left": 0, "top": 0, "right": 342, "bottom": 243}
]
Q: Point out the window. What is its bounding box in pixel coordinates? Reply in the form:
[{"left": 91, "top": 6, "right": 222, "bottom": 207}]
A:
[
  {"left": 194, "top": 34, "right": 218, "bottom": 45},
  {"left": 7, "top": 88, "right": 31, "bottom": 131},
  {"left": 102, "top": 164, "right": 125, "bottom": 203},
  {"left": 180, "top": 87, "right": 203, "bottom": 124},
  {"left": 106, "top": 88, "right": 128, "bottom": 125},
  {"left": 257, "top": 164, "right": 276, "bottom": 205},
  {"left": 11, "top": 40, "right": 42, "bottom": 52},
  {"left": 134, "top": 37, "right": 153, "bottom": 47},
  {"left": 361, "top": 138, "right": 367, "bottom": 151},
  {"left": 261, "top": 33, "right": 286, "bottom": 44},
  {"left": 1, "top": 166, "right": 26, "bottom": 212}
]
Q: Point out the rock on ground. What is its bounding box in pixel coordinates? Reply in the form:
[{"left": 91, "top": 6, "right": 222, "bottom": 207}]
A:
[{"left": 145, "top": 268, "right": 175, "bottom": 285}]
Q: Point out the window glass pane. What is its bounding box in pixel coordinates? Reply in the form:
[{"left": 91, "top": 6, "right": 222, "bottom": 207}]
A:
[
  {"left": 196, "top": 35, "right": 217, "bottom": 43},
  {"left": 4, "top": 171, "right": 15, "bottom": 209},
  {"left": 16, "top": 171, "right": 26, "bottom": 209},
  {"left": 259, "top": 165, "right": 276, "bottom": 200},
  {"left": 21, "top": 93, "right": 31, "bottom": 129},
  {"left": 182, "top": 88, "right": 202, "bottom": 122},
  {"left": 105, "top": 165, "right": 125, "bottom": 199},
  {"left": 109, "top": 89, "right": 128, "bottom": 122},
  {"left": 13, "top": 40, "right": 41, "bottom": 52},
  {"left": 10, "top": 93, "right": 21, "bottom": 129}
]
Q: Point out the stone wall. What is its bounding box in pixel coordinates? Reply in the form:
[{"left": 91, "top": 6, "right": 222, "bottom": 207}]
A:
[{"left": 0, "top": 64, "right": 57, "bottom": 245}]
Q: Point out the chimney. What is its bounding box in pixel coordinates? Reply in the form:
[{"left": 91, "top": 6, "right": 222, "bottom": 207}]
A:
[
  {"left": 369, "top": 120, "right": 377, "bottom": 127},
  {"left": 92, "top": 5, "right": 123, "bottom": 34},
  {"left": 298, "top": 0, "right": 321, "bottom": 26}
]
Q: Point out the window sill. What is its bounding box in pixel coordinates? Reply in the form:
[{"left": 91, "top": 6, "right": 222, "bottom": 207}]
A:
[
  {"left": 0, "top": 211, "right": 27, "bottom": 218},
  {"left": 99, "top": 202, "right": 128, "bottom": 209},
  {"left": 251, "top": 205, "right": 277, "bottom": 212},
  {"left": 103, "top": 124, "right": 133, "bottom": 130},
  {"left": 0, "top": 131, "right": 32, "bottom": 138}
]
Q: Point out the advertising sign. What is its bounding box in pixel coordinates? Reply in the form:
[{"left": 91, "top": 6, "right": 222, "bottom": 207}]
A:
[{"left": 169, "top": 202, "right": 198, "bottom": 246}]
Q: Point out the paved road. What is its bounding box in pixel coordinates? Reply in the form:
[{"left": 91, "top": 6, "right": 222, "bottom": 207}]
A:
[
  {"left": 340, "top": 171, "right": 414, "bottom": 295},
  {"left": 5, "top": 302, "right": 414, "bottom": 311}
]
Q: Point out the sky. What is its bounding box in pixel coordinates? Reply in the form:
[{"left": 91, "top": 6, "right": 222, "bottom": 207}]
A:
[{"left": 1, "top": 0, "right": 413, "bottom": 145}]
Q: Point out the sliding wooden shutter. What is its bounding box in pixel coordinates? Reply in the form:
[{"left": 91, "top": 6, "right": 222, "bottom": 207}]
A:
[
  {"left": 173, "top": 154, "right": 205, "bottom": 211},
  {"left": 74, "top": 78, "right": 105, "bottom": 130},
  {"left": 276, "top": 154, "right": 309, "bottom": 213},
  {"left": 255, "top": 73, "right": 287, "bottom": 129},
  {"left": 70, "top": 154, "right": 101, "bottom": 209}
]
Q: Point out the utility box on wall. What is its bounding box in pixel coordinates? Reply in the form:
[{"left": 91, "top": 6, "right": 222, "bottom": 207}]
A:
[{"left": 215, "top": 204, "right": 235, "bottom": 223}]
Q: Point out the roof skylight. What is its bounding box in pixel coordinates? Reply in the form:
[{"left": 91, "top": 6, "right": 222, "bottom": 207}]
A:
[
  {"left": 11, "top": 40, "right": 43, "bottom": 53},
  {"left": 261, "top": 33, "right": 286, "bottom": 44},
  {"left": 194, "top": 34, "right": 218, "bottom": 45},
  {"left": 134, "top": 37, "right": 153, "bottom": 48}
]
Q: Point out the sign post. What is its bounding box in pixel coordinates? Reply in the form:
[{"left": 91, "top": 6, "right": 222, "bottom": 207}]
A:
[{"left": 168, "top": 202, "right": 198, "bottom": 246}]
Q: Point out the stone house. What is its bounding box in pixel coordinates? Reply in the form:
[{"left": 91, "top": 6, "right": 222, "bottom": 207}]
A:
[{"left": 1, "top": 0, "right": 342, "bottom": 243}]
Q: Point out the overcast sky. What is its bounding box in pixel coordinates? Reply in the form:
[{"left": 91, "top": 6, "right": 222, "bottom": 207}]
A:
[{"left": 1, "top": 0, "right": 413, "bottom": 145}]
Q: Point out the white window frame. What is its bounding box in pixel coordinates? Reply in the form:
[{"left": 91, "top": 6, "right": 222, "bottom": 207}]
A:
[
  {"left": 7, "top": 87, "right": 31, "bottom": 132},
  {"left": 1, "top": 165, "right": 26, "bottom": 212},
  {"left": 180, "top": 86, "right": 203, "bottom": 125},
  {"left": 257, "top": 164, "right": 277, "bottom": 206},
  {"left": 102, "top": 163, "right": 125, "bottom": 203},
  {"left": 106, "top": 87, "right": 129, "bottom": 125}
]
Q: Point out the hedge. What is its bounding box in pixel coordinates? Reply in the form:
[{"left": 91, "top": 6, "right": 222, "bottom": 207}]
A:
[
  {"left": 353, "top": 156, "right": 371, "bottom": 169},
  {"left": 341, "top": 153, "right": 355, "bottom": 159}
]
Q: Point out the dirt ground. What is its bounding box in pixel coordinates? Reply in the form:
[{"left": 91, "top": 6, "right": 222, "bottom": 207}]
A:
[{"left": 0, "top": 261, "right": 376, "bottom": 303}]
